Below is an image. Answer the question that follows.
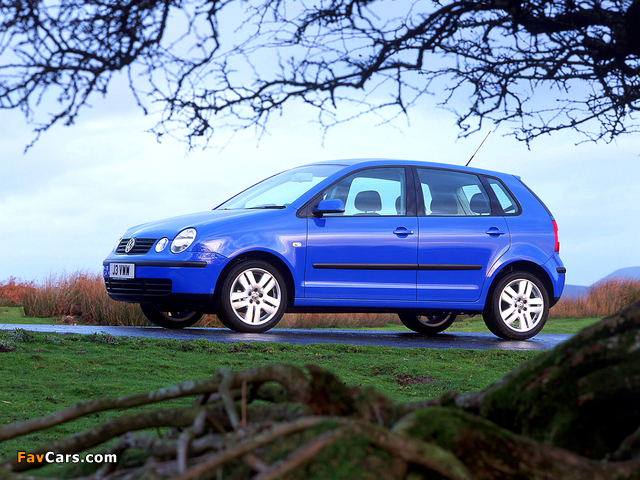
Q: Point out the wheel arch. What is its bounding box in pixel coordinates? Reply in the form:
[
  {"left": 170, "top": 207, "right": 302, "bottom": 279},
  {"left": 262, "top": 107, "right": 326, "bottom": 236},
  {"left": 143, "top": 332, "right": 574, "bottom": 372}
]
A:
[
  {"left": 213, "top": 250, "right": 297, "bottom": 309},
  {"left": 486, "top": 260, "right": 556, "bottom": 309}
]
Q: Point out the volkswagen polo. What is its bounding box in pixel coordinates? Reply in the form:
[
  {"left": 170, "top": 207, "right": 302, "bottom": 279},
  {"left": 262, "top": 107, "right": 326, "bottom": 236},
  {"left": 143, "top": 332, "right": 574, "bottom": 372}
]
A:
[{"left": 103, "top": 159, "right": 565, "bottom": 340}]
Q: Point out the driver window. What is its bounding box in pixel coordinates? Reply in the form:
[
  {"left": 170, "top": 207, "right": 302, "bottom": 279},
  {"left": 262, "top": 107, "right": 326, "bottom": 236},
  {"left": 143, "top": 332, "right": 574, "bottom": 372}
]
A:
[{"left": 321, "top": 167, "right": 406, "bottom": 216}]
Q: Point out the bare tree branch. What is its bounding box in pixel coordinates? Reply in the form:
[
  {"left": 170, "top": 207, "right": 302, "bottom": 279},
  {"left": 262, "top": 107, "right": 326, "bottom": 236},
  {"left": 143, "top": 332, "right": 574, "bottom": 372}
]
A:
[{"left": 2, "top": 0, "right": 640, "bottom": 148}]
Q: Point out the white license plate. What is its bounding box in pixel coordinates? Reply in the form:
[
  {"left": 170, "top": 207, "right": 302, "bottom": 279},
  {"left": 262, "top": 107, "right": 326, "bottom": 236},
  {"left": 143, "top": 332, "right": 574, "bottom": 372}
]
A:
[{"left": 109, "top": 263, "right": 135, "bottom": 279}]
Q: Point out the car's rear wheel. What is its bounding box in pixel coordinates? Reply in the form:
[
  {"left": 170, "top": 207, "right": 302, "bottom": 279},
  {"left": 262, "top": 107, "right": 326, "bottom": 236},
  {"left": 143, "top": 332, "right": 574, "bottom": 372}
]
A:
[
  {"left": 140, "top": 304, "right": 203, "bottom": 329},
  {"left": 217, "top": 260, "right": 287, "bottom": 333},
  {"left": 398, "top": 313, "right": 457, "bottom": 335},
  {"left": 483, "top": 271, "right": 549, "bottom": 340}
]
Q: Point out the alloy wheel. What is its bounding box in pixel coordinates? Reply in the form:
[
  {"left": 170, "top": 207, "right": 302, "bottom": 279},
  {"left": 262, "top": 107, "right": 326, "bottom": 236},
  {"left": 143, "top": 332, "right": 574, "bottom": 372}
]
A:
[{"left": 229, "top": 267, "right": 282, "bottom": 326}]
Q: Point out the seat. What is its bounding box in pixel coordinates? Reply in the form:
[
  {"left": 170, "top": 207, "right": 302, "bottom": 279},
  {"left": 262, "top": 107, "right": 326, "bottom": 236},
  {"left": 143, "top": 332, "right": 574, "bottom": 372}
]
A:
[
  {"left": 430, "top": 195, "right": 458, "bottom": 215},
  {"left": 470, "top": 193, "right": 491, "bottom": 215},
  {"left": 354, "top": 190, "right": 382, "bottom": 215}
]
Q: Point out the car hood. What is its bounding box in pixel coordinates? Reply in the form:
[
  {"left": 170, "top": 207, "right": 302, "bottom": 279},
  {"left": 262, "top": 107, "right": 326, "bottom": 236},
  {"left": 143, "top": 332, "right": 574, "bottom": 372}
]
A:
[{"left": 123, "top": 208, "right": 280, "bottom": 238}]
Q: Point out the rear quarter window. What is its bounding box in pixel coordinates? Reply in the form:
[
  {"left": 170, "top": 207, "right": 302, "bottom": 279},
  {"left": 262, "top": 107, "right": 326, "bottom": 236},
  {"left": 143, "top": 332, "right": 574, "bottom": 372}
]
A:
[{"left": 486, "top": 178, "right": 521, "bottom": 215}]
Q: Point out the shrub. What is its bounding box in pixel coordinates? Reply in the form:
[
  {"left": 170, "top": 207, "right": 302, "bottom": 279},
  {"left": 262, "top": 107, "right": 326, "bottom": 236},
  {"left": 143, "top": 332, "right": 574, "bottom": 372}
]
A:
[
  {"left": 279, "top": 312, "right": 401, "bottom": 329},
  {"left": 0, "top": 277, "right": 36, "bottom": 306},
  {"left": 21, "top": 272, "right": 148, "bottom": 326},
  {"left": 550, "top": 278, "right": 640, "bottom": 319},
  {"left": 13, "top": 270, "right": 640, "bottom": 326},
  {"left": 14, "top": 271, "right": 401, "bottom": 328}
]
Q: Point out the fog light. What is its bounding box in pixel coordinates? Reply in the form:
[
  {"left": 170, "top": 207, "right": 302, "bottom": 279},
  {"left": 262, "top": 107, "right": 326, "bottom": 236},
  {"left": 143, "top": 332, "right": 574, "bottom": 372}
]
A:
[{"left": 155, "top": 237, "right": 169, "bottom": 253}]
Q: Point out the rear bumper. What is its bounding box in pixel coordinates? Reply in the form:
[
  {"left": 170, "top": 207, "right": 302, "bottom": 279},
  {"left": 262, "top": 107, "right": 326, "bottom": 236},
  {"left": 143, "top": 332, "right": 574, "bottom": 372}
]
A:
[{"left": 543, "top": 254, "right": 566, "bottom": 306}]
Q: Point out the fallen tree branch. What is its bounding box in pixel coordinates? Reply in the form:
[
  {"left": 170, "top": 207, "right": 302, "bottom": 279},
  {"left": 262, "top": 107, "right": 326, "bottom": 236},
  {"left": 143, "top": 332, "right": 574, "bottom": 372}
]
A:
[
  {"left": 1, "top": 301, "right": 639, "bottom": 479},
  {"left": 0, "top": 364, "right": 311, "bottom": 443}
]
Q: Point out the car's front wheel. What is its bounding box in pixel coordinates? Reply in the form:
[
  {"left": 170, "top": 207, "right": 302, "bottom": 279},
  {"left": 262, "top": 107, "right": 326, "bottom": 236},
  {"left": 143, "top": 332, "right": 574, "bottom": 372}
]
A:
[
  {"left": 217, "top": 260, "right": 287, "bottom": 333},
  {"left": 398, "top": 313, "right": 457, "bottom": 335},
  {"left": 483, "top": 272, "right": 549, "bottom": 340},
  {"left": 140, "top": 304, "right": 203, "bottom": 329}
]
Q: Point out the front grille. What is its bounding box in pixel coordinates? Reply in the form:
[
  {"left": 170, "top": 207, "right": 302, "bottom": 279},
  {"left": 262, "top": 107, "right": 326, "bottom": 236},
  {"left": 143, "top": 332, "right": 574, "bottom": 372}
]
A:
[
  {"left": 105, "top": 278, "right": 172, "bottom": 296},
  {"left": 116, "top": 238, "right": 156, "bottom": 255}
]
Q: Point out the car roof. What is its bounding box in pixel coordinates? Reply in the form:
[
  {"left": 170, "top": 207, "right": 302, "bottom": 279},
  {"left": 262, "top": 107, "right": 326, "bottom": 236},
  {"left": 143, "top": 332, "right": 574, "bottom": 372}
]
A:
[{"left": 304, "top": 158, "right": 516, "bottom": 178}]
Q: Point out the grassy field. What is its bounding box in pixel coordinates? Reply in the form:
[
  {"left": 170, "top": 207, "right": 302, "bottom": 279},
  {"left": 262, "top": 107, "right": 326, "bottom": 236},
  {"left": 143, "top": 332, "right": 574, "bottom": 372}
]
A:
[
  {"left": 1, "top": 306, "right": 601, "bottom": 334},
  {"left": 0, "top": 273, "right": 622, "bottom": 476},
  {"left": 0, "top": 307, "right": 58, "bottom": 325},
  {"left": 0, "top": 328, "right": 542, "bottom": 467},
  {"left": 2, "top": 272, "right": 639, "bottom": 328}
]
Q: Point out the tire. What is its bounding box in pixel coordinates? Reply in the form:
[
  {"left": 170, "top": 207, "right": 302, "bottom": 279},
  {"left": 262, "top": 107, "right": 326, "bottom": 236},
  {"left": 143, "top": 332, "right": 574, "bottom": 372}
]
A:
[
  {"left": 217, "top": 260, "right": 287, "bottom": 333},
  {"left": 398, "top": 313, "right": 457, "bottom": 335},
  {"left": 483, "top": 272, "right": 549, "bottom": 340},
  {"left": 140, "top": 304, "right": 203, "bottom": 329}
]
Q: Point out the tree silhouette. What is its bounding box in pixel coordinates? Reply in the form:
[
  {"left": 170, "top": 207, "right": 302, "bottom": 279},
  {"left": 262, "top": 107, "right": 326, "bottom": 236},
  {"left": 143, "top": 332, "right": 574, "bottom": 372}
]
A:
[{"left": 1, "top": 0, "right": 639, "bottom": 147}]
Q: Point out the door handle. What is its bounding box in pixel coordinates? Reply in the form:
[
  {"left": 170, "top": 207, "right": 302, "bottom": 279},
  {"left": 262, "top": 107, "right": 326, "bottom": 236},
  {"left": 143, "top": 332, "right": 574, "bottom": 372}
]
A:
[
  {"left": 486, "top": 227, "right": 506, "bottom": 236},
  {"left": 393, "top": 227, "right": 414, "bottom": 236}
]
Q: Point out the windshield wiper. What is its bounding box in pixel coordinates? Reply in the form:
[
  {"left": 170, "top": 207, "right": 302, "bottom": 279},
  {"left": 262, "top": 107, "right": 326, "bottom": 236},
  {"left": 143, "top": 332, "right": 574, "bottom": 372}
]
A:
[{"left": 247, "top": 205, "right": 286, "bottom": 209}]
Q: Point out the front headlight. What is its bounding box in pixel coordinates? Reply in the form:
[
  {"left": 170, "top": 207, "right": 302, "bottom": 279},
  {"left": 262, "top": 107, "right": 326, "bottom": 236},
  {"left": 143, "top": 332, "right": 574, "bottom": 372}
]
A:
[{"left": 171, "top": 228, "right": 197, "bottom": 254}]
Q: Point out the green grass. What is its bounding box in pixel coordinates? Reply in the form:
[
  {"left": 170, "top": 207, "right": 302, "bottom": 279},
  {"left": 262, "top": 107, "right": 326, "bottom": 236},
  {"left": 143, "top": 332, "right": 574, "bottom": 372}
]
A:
[
  {"left": 0, "top": 328, "right": 541, "bottom": 464},
  {"left": 307, "top": 315, "right": 600, "bottom": 334},
  {"left": 447, "top": 315, "right": 601, "bottom": 334},
  {"left": 0, "top": 307, "right": 55, "bottom": 325},
  {"left": 0, "top": 312, "right": 602, "bottom": 477},
  {"left": 0, "top": 306, "right": 602, "bottom": 333}
]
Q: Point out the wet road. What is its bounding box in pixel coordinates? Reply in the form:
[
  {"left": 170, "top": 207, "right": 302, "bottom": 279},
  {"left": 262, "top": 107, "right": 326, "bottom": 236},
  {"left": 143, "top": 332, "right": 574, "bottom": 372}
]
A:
[{"left": 0, "top": 324, "right": 571, "bottom": 351}]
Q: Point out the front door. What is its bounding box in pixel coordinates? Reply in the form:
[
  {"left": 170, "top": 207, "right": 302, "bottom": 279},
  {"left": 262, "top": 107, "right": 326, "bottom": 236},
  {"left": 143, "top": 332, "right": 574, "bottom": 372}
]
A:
[{"left": 305, "top": 167, "right": 418, "bottom": 300}]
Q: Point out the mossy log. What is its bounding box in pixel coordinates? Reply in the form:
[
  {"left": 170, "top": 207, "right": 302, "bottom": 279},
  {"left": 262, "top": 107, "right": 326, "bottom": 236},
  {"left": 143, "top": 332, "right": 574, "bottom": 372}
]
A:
[
  {"left": 1, "top": 301, "right": 639, "bottom": 479},
  {"left": 451, "top": 299, "right": 640, "bottom": 459},
  {"left": 394, "top": 407, "right": 639, "bottom": 480}
]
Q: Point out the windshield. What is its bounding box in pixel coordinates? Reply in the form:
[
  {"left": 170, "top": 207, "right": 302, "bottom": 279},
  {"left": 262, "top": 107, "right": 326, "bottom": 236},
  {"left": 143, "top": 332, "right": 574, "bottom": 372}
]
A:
[{"left": 216, "top": 164, "right": 344, "bottom": 210}]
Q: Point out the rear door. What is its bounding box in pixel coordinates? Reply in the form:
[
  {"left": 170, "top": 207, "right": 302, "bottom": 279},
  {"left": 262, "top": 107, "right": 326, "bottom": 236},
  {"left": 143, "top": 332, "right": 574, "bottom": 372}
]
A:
[{"left": 415, "top": 168, "right": 511, "bottom": 302}]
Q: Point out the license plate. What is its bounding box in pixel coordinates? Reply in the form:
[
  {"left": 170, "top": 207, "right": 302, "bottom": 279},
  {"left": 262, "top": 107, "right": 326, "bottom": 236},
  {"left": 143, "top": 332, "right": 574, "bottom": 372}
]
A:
[{"left": 109, "top": 263, "right": 135, "bottom": 279}]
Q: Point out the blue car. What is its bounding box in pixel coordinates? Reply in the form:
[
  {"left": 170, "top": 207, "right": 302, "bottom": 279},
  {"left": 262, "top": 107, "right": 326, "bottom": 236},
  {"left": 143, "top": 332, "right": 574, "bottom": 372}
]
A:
[{"left": 103, "top": 159, "right": 565, "bottom": 339}]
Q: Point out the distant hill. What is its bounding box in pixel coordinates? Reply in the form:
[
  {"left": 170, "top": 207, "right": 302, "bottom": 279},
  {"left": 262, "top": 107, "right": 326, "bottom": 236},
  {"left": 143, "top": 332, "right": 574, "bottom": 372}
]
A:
[
  {"left": 563, "top": 284, "right": 589, "bottom": 299},
  {"left": 564, "top": 266, "right": 640, "bottom": 298},
  {"left": 598, "top": 266, "right": 640, "bottom": 283}
]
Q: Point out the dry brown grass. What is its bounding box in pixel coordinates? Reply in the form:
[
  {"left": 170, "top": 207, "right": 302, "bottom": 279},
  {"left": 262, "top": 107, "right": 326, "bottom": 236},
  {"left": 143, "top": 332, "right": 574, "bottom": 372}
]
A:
[
  {"left": 195, "top": 312, "right": 401, "bottom": 329},
  {"left": 550, "top": 278, "right": 640, "bottom": 319},
  {"left": 9, "top": 271, "right": 400, "bottom": 328},
  {"left": 5, "top": 271, "right": 640, "bottom": 326},
  {"left": 0, "top": 277, "right": 36, "bottom": 306},
  {"left": 279, "top": 312, "right": 401, "bottom": 329},
  {"left": 20, "top": 272, "right": 148, "bottom": 326}
]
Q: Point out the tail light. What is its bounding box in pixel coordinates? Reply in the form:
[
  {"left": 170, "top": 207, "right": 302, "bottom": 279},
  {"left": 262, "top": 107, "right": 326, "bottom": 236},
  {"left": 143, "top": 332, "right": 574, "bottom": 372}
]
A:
[{"left": 552, "top": 219, "right": 559, "bottom": 253}]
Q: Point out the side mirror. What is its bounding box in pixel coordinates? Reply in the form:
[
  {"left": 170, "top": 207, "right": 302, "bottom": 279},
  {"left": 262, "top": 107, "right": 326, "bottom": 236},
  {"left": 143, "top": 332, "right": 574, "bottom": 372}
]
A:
[{"left": 313, "top": 198, "right": 345, "bottom": 217}]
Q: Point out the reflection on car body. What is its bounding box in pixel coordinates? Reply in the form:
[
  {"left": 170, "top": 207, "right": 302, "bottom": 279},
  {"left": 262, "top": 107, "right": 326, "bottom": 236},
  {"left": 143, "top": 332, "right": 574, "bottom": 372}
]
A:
[{"left": 103, "top": 159, "right": 565, "bottom": 339}]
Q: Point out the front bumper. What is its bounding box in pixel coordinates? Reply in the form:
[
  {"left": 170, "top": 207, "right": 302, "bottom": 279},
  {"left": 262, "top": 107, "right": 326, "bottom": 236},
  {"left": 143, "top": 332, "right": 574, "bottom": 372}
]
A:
[{"left": 102, "top": 253, "right": 227, "bottom": 310}]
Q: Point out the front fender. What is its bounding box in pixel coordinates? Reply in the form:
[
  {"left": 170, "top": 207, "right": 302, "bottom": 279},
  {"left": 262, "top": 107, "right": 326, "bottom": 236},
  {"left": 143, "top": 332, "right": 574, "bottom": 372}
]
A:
[{"left": 205, "top": 211, "right": 307, "bottom": 298}]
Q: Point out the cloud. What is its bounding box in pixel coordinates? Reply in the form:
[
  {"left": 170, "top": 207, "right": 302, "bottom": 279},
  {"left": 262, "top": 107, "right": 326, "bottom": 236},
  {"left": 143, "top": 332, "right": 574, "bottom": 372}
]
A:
[{"left": 1, "top": 82, "right": 639, "bottom": 286}]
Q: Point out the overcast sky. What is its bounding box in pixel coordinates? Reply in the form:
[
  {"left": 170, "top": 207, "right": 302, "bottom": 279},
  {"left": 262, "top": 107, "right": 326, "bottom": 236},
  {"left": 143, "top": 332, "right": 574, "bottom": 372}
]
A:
[{"left": 1, "top": 72, "right": 639, "bottom": 288}]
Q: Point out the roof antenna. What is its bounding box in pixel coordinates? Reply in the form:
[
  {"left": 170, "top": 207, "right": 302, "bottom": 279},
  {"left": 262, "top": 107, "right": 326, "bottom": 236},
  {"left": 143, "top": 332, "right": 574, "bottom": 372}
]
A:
[{"left": 465, "top": 131, "right": 492, "bottom": 166}]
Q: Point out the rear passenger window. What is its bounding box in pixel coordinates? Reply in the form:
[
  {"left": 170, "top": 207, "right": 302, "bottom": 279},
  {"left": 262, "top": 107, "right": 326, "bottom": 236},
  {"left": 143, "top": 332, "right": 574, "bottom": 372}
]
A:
[
  {"left": 486, "top": 178, "right": 520, "bottom": 215},
  {"left": 417, "top": 169, "right": 492, "bottom": 216}
]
